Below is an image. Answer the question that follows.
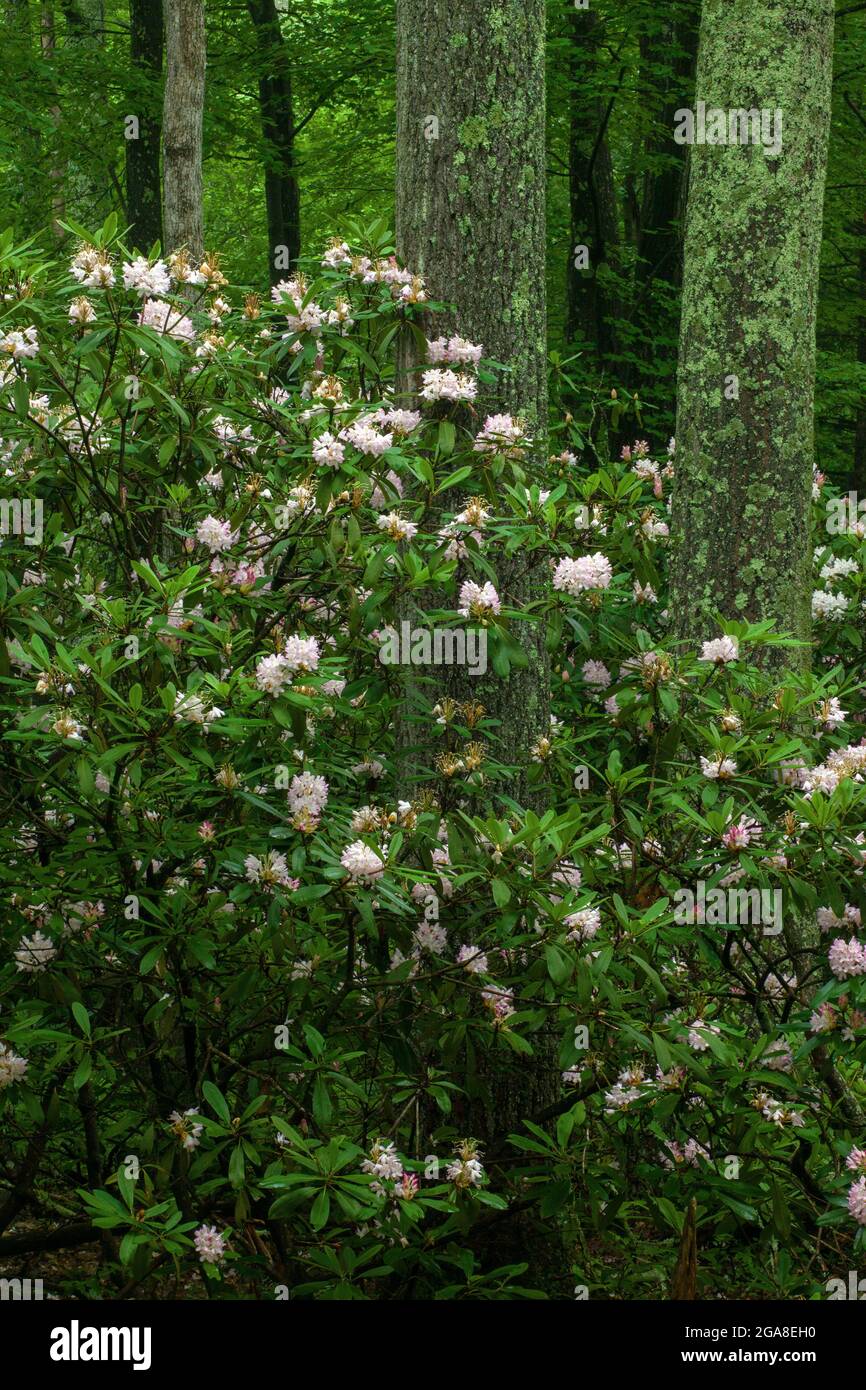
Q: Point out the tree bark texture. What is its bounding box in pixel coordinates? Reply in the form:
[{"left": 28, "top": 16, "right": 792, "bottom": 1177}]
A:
[
  {"left": 395, "top": 0, "right": 550, "bottom": 802},
  {"left": 163, "top": 0, "right": 205, "bottom": 258},
  {"left": 670, "top": 0, "right": 834, "bottom": 670}
]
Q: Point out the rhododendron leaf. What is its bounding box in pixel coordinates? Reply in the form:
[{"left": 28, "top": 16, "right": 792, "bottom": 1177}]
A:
[
  {"left": 312, "top": 1077, "right": 332, "bottom": 1125},
  {"left": 71, "top": 1002, "right": 91, "bottom": 1037},
  {"left": 229, "top": 1144, "right": 246, "bottom": 1190},
  {"left": 500, "top": 1030, "right": 533, "bottom": 1056},
  {"left": 437, "top": 465, "right": 473, "bottom": 493},
  {"left": 656, "top": 1198, "right": 682, "bottom": 1234},
  {"left": 202, "top": 1082, "right": 230, "bottom": 1125},
  {"left": 491, "top": 878, "right": 510, "bottom": 908},
  {"left": 72, "top": 1053, "right": 93, "bottom": 1089},
  {"left": 545, "top": 944, "right": 573, "bottom": 986}
]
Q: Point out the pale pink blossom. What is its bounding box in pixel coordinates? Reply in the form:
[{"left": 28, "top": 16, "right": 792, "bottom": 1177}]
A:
[
  {"left": 341, "top": 840, "right": 385, "bottom": 883},
  {"left": 699, "top": 636, "right": 739, "bottom": 664},
  {"left": 553, "top": 553, "right": 612, "bottom": 596}
]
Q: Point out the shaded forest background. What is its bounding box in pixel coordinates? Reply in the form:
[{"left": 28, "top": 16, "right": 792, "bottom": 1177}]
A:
[{"left": 4, "top": 0, "right": 866, "bottom": 480}]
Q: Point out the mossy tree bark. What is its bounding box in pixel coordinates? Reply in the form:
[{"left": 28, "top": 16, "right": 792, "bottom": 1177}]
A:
[
  {"left": 395, "top": 0, "right": 550, "bottom": 804},
  {"left": 670, "top": 0, "right": 857, "bottom": 1119},
  {"left": 395, "top": 0, "right": 547, "bottom": 432},
  {"left": 669, "top": 0, "right": 834, "bottom": 669}
]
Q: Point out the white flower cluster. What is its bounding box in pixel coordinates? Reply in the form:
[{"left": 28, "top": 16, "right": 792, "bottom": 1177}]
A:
[
  {"left": 255, "top": 636, "right": 321, "bottom": 696},
  {"left": 553, "top": 553, "right": 613, "bottom": 596}
]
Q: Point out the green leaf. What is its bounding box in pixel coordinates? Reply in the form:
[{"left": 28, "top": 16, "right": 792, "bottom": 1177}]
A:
[
  {"left": 229, "top": 1144, "right": 246, "bottom": 1190},
  {"left": 437, "top": 464, "right": 473, "bottom": 492},
  {"left": 437, "top": 420, "right": 456, "bottom": 456},
  {"left": 312, "top": 1075, "right": 332, "bottom": 1124},
  {"left": 491, "top": 877, "right": 511, "bottom": 908},
  {"left": 771, "top": 1180, "right": 791, "bottom": 1239},
  {"left": 73, "top": 1053, "right": 93, "bottom": 1090},
  {"left": 202, "top": 1081, "right": 231, "bottom": 1124},
  {"left": 310, "top": 1189, "right": 331, "bottom": 1230},
  {"left": 656, "top": 1197, "right": 683, "bottom": 1234},
  {"left": 545, "top": 943, "right": 573, "bottom": 985},
  {"left": 71, "top": 1002, "right": 91, "bottom": 1037}
]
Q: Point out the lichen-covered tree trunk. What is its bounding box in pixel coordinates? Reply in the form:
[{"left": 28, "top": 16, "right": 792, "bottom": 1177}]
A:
[
  {"left": 396, "top": 0, "right": 547, "bottom": 431},
  {"left": 849, "top": 236, "right": 866, "bottom": 497},
  {"left": 670, "top": 0, "right": 855, "bottom": 1118},
  {"left": 669, "top": 0, "right": 834, "bottom": 669},
  {"left": 395, "top": 0, "right": 549, "bottom": 803},
  {"left": 126, "top": 0, "right": 164, "bottom": 252},
  {"left": 163, "top": 0, "right": 205, "bottom": 257}
]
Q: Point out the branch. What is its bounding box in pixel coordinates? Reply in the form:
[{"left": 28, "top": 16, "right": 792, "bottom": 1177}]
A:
[{"left": 0, "top": 1222, "right": 96, "bottom": 1256}]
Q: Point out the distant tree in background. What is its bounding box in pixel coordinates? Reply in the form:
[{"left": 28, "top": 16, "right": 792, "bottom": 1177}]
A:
[
  {"left": 247, "top": 0, "right": 300, "bottom": 282},
  {"left": 125, "top": 0, "right": 163, "bottom": 251}
]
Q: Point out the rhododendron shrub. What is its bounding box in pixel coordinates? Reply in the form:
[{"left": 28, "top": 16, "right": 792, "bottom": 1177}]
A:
[{"left": 1, "top": 220, "right": 866, "bottom": 1299}]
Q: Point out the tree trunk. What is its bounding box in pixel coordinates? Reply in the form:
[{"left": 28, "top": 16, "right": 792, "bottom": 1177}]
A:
[
  {"left": 40, "top": 1, "right": 65, "bottom": 237},
  {"left": 635, "top": 2, "right": 699, "bottom": 305},
  {"left": 6, "top": 0, "right": 30, "bottom": 37},
  {"left": 126, "top": 0, "right": 164, "bottom": 252},
  {"left": 247, "top": 0, "right": 300, "bottom": 285},
  {"left": 395, "top": 0, "right": 550, "bottom": 799},
  {"left": 564, "top": 8, "right": 622, "bottom": 367},
  {"left": 670, "top": 0, "right": 842, "bottom": 1107},
  {"left": 61, "top": 0, "right": 108, "bottom": 225},
  {"left": 669, "top": 0, "right": 834, "bottom": 669},
  {"left": 848, "top": 223, "right": 866, "bottom": 496},
  {"left": 626, "top": 0, "right": 699, "bottom": 425},
  {"left": 163, "top": 0, "right": 205, "bottom": 257},
  {"left": 395, "top": 0, "right": 557, "bottom": 1282},
  {"left": 396, "top": 0, "right": 547, "bottom": 432}
]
